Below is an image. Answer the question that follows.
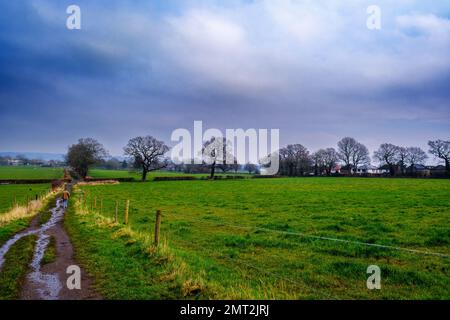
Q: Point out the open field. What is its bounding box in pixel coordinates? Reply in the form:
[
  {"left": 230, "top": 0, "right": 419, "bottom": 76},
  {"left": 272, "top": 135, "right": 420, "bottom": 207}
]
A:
[
  {"left": 0, "top": 184, "right": 51, "bottom": 214},
  {"left": 0, "top": 166, "right": 63, "bottom": 180},
  {"left": 89, "top": 169, "right": 250, "bottom": 181},
  {"left": 68, "top": 178, "right": 450, "bottom": 299}
]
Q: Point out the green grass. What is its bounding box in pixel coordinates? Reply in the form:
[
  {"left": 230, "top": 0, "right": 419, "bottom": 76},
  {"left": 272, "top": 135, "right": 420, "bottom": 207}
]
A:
[
  {"left": 89, "top": 169, "right": 142, "bottom": 180},
  {"left": 0, "top": 235, "right": 36, "bottom": 300},
  {"left": 0, "top": 184, "right": 51, "bottom": 214},
  {"left": 65, "top": 207, "right": 193, "bottom": 299},
  {"left": 70, "top": 178, "right": 450, "bottom": 299},
  {"left": 0, "top": 219, "right": 32, "bottom": 246},
  {"left": 41, "top": 236, "right": 57, "bottom": 266},
  {"left": 37, "top": 192, "right": 60, "bottom": 225},
  {"left": 89, "top": 169, "right": 250, "bottom": 181},
  {"left": 0, "top": 166, "right": 63, "bottom": 180}
]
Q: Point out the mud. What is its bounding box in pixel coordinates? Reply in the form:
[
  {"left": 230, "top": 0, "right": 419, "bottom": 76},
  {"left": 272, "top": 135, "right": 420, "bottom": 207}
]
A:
[{"left": 0, "top": 184, "right": 101, "bottom": 300}]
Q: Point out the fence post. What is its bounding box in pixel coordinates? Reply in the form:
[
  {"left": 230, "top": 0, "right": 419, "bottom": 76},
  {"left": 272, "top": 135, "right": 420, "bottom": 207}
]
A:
[
  {"left": 124, "top": 200, "right": 130, "bottom": 225},
  {"left": 154, "top": 210, "right": 162, "bottom": 247},
  {"left": 115, "top": 201, "right": 119, "bottom": 223}
]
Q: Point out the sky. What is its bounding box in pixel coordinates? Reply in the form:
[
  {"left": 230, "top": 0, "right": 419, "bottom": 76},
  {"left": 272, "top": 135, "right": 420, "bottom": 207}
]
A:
[{"left": 0, "top": 0, "right": 449, "bottom": 163}]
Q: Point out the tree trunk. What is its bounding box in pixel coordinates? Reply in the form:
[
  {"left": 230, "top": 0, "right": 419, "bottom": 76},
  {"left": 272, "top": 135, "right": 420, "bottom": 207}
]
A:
[
  {"left": 210, "top": 162, "right": 216, "bottom": 179},
  {"left": 141, "top": 169, "right": 148, "bottom": 182},
  {"left": 446, "top": 159, "right": 450, "bottom": 172},
  {"left": 389, "top": 165, "right": 395, "bottom": 176},
  {"left": 81, "top": 168, "right": 88, "bottom": 180}
]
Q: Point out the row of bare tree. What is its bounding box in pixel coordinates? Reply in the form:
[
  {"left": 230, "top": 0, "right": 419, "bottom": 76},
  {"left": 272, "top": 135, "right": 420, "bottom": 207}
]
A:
[
  {"left": 66, "top": 136, "right": 450, "bottom": 181},
  {"left": 278, "top": 138, "right": 450, "bottom": 177}
]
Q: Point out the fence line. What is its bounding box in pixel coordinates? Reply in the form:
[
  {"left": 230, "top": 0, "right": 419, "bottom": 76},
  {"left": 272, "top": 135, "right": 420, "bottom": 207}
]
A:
[
  {"left": 164, "top": 215, "right": 449, "bottom": 259},
  {"left": 160, "top": 220, "right": 339, "bottom": 299},
  {"left": 77, "top": 195, "right": 449, "bottom": 259},
  {"left": 75, "top": 194, "right": 448, "bottom": 299}
]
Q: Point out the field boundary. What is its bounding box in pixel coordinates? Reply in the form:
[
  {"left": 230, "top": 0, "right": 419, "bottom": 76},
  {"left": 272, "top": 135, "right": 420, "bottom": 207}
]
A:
[
  {"left": 77, "top": 193, "right": 450, "bottom": 260},
  {"left": 168, "top": 216, "right": 449, "bottom": 259},
  {"left": 0, "top": 179, "right": 56, "bottom": 185}
]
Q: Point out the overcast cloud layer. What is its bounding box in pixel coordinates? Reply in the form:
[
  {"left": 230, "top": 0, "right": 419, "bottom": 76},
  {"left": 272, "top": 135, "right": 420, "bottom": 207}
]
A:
[{"left": 0, "top": 0, "right": 449, "bottom": 162}]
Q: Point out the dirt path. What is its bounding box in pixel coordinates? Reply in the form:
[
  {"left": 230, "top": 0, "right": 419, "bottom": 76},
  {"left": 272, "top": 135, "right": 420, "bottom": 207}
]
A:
[{"left": 0, "top": 183, "right": 101, "bottom": 300}]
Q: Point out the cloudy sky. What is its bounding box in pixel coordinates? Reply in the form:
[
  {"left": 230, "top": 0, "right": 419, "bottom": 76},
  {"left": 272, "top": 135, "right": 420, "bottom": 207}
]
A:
[{"left": 0, "top": 0, "right": 449, "bottom": 161}]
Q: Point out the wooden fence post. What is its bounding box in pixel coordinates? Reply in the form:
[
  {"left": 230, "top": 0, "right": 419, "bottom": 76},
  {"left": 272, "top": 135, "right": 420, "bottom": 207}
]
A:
[
  {"left": 154, "top": 210, "right": 162, "bottom": 247},
  {"left": 124, "top": 200, "right": 130, "bottom": 225}
]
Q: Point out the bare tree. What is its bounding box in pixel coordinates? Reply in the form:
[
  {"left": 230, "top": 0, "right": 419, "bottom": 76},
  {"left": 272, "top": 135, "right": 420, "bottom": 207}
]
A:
[
  {"left": 66, "top": 138, "right": 108, "bottom": 179},
  {"left": 202, "top": 137, "right": 233, "bottom": 179},
  {"left": 373, "top": 143, "right": 399, "bottom": 176},
  {"left": 279, "top": 144, "right": 311, "bottom": 176},
  {"left": 428, "top": 140, "right": 450, "bottom": 172},
  {"left": 337, "top": 137, "right": 357, "bottom": 173},
  {"left": 124, "top": 136, "right": 169, "bottom": 181},
  {"left": 352, "top": 143, "right": 370, "bottom": 172},
  {"left": 312, "top": 149, "right": 327, "bottom": 176},
  {"left": 337, "top": 137, "right": 369, "bottom": 174},
  {"left": 405, "top": 147, "right": 428, "bottom": 173},
  {"left": 397, "top": 147, "right": 408, "bottom": 175},
  {"left": 323, "top": 148, "right": 338, "bottom": 175}
]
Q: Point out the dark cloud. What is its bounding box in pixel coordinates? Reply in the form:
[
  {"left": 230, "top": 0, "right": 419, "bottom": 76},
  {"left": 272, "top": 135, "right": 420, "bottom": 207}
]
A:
[{"left": 0, "top": 0, "right": 449, "bottom": 158}]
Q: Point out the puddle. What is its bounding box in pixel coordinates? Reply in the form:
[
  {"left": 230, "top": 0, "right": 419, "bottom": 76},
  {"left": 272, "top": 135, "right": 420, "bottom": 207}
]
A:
[{"left": 0, "top": 198, "right": 65, "bottom": 299}]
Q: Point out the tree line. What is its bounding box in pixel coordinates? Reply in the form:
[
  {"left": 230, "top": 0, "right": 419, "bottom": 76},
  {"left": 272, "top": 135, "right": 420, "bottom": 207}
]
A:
[
  {"left": 278, "top": 137, "right": 450, "bottom": 177},
  {"left": 65, "top": 136, "right": 450, "bottom": 181}
]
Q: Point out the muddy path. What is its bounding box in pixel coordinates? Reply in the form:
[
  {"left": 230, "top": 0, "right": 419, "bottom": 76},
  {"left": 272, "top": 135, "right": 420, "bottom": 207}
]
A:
[{"left": 0, "top": 184, "right": 101, "bottom": 300}]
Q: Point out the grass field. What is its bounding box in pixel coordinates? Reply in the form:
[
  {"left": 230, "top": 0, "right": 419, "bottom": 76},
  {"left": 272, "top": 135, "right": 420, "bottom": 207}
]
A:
[
  {"left": 0, "top": 184, "right": 51, "bottom": 214},
  {"left": 89, "top": 169, "right": 142, "bottom": 180},
  {"left": 0, "top": 166, "right": 63, "bottom": 180},
  {"left": 68, "top": 177, "right": 450, "bottom": 299},
  {"left": 89, "top": 169, "right": 250, "bottom": 181}
]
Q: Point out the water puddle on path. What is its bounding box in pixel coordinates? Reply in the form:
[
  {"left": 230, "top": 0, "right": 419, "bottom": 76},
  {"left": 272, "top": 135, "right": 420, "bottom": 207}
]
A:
[{"left": 0, "top": 199, "right": 65, "bottom": 299}]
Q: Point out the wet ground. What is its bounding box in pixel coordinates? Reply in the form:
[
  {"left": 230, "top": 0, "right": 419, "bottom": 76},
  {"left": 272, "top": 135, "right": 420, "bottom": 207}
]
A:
[{"left": 0, "top": 185, "right": 100, "bottom": 300}]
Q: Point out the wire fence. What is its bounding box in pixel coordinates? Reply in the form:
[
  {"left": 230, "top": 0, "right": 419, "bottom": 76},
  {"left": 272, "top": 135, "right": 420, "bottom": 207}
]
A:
[
  {"left": 74, "top": 191, "right": 450, "bottom": 298},
  {"left": 78, "top": 193, "right": 449, "bottom": 259}
]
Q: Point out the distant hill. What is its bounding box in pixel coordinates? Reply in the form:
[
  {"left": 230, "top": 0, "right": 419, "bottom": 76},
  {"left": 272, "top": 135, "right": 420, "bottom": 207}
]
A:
[{"left": 0, "top": 152, "right": 65, "bottom": 161}]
